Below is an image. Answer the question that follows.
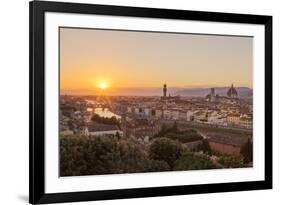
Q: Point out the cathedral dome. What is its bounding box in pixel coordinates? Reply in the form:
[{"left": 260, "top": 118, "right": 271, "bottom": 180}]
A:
[{"left": 227, "top": 84, "right": 238, "bottom": 98}]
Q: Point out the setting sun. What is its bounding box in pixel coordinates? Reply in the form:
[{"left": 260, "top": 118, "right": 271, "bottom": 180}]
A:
[{"left": 98, "top": 82, "right": 109, "bottom": 90}]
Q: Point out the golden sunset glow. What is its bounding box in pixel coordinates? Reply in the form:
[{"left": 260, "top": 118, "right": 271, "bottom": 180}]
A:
[
  {"left": 98, "top": 82, "right": 109, "bottom": 90},
  {"left": 60, "top": 28, "right": 253, "bottom": 96}
]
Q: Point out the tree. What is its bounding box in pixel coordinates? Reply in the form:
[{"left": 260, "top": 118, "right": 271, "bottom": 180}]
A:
[
  {"left": 60, "top": 135, "right": 89, "bottom": 176},
  {"left": 240, "top": 138, "right": 253, "bottom": 164},
  {"left": 145, "top": 160, "right": 170, "bottom": 172},
  {"left": 148, "top": 137, "right": 183, "bottom": 169},
  {"left": 197, "top": 139, "right": 212, "bottom": 155},
  {"left": 91, "top": 114, "right": 120, "bottom": 128},
  {"left": 117, "top": 140, "right": 149, "bottom": 173},
  {"left": 174, "top": 152, "right": 217, "bottom": 171},
  {"left": 218, "top": 154, "right": 244, "bottom": 168},
  {"left": 60, "top": 135, "right": 166, "bottom": 176},
  {"left": 115, "top": 131, "right": 121, "bottom": 140},
  {"left": 154, "top": 127, "right": 202, "bottom": 144},
  {"left": 172, "top": 121, "right": 178, "bottom": 132}
]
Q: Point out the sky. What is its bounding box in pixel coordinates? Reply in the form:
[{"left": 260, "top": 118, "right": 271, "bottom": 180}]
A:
[{"left": 60, "top": 27, "right": 253, "bottom": 96}]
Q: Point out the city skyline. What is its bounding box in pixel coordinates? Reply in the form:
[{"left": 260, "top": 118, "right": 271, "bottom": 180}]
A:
[
  {"left": 60, "top": 27, "right": 253, "bottom": 95},
  {"left": 60, "top": 85, "right": 252, "bottom": 97}
]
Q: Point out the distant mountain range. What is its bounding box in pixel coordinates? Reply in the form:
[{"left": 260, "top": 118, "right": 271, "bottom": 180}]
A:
[
  {"left": 174, "top": 87, "right": 253, "bottom": 97},
  {"left": 61, "top": 87, "right": 252, "bottom": 97}
]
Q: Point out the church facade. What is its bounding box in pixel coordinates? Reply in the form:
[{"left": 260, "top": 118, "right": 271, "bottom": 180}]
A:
[{"left": 206, "top": 84, "right": 239, "bottom": 103}]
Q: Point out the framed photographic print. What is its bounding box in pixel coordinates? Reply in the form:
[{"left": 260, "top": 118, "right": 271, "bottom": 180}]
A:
[{"left": 29, "top": 0, "right": 272, "bottom": 204}]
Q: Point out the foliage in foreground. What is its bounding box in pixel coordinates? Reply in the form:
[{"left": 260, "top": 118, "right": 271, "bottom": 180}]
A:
[
  {"left": 174, "top": 152, "right": 218, "bottom": 171},
  {"left": 148, "top": 137, "right": 183, "bottom": 169},
  {"left": 240, "top": 138, "right": 253, "bottom": 164},
  {"left": 153, "top": 122, "right": 203, "bottom": 143},
  {"left": 218, "top": 154, "right": 244, "bottom": 168},
  {"left": 60, "top": 133, "right": 247, "bottom": 176},
  {"left": 60, "top": 135, "right": 170, "bottom": 176}
]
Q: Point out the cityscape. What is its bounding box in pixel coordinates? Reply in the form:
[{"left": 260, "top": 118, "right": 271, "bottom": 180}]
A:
[{"left": 59, "top": 28, "right": 253, "bottom": 176}]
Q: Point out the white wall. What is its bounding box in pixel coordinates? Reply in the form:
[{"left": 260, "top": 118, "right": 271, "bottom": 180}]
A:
[{"left": 0, "top": 0, "right": 279, "bottom": 204}]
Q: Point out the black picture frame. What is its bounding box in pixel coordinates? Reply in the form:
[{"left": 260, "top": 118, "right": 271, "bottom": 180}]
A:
[{"left": 29, "top": 0, "right": 272, "bottom": 204}]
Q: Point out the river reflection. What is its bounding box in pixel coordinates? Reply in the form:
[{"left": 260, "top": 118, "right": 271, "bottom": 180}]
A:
[{"left": 94, "top": 108, "right": 121, "bottom": 119}]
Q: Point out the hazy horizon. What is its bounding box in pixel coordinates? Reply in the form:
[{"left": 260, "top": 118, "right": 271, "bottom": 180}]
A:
[
  {"left": 61, "top": 86, "right": 252, "bottom": 97},
  {"left": 60, "top": 27, "right": 253, "bottom": 95}
]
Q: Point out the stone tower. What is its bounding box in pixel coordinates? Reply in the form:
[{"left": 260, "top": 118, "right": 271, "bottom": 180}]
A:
[{"left": 163, "top": 84, "right": 167, "bottom": 98}]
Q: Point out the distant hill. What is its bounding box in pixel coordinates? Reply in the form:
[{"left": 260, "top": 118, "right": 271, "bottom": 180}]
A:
[
  {"left": 61, "top": 87, "right": 252, "bottom": 97},
  {"left": 174, "top": 87, "right": 252, "bottom": 98}
]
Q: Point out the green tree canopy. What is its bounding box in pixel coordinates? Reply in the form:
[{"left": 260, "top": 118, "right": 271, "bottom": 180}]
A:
[
  {"left": 148, "top": 137, "right": 183, "bottom": 169},
  {"left": 60, "top": 135, "right": 170, "bottom": 176},
  {"left": 154, "top": 124, "right": 202, "bottom": 143},
  {"left": 218, "top": 153, "right": 244, "bottom": 168},
  {"left": 91, "top": 114, "right": 120, "bottom": 128},
  {"left": 240, "top": 138, "right": 253, "bottom": 164},
  {"left": 145, "top": 160, "right": 170, "bottom": 172},
  {"left": 197, "top": 139, "right": 212, "bottom": 155},
  {"left": 174, "top": 152, "right": 218, "bottom": 171}
]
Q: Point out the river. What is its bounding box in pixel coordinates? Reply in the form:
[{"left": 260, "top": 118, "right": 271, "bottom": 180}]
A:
[{"left": 94, "top": 108, "right": 121, "bottom": 120}]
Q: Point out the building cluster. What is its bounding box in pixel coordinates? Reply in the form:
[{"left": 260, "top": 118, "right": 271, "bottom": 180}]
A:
[
  {"left": 124, "top": 84, "right": 252, "bottom": 129},
  {"left": 60, "top": 96, "right": 123, "bottom": 137},
  {"left": 59, "top": 83, "right": 253, "bottom": 155},
  {"left": 205, "top": 84, "right": 238, "bottom": 103}
]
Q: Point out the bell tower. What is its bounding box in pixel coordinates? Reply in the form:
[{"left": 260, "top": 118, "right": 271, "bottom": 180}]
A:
[{"left": 163, "top": 84, "right": 167, "bottom": 98}]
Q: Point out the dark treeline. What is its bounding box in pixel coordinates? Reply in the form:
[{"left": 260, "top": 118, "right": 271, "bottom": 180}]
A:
[
  {"left": 91, "top": 114, "right": 121, "bottom": 128},
  {"left": 60, "top": 134, "right": 218, "bottom": 176},
  {"left": 153, "top": 122, "right": 203, "bottom": 143},
  {"left": 60, "top": 135, "right": 169, "bottom": 176},
  {"left": 60, "top": 123, "right": 252, "bottom": 176}
]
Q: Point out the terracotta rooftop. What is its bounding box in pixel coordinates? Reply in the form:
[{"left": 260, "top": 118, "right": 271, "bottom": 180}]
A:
[
  {"left": 228, "top": 113, "right": 240, "bottom": 117},
  {"left": 88, "top": 123, "right": 120, "bottom": 132},
  {"left": 207, "top": 133, "right": 247, "bottom": 146}
]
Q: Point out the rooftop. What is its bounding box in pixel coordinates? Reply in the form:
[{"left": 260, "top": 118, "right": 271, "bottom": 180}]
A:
[
  {"left": 88, "top": 123, "right": 120, "bottom": 132},
  {"left": 207, "top": 133, "right": 247, "bottom": 146}
]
